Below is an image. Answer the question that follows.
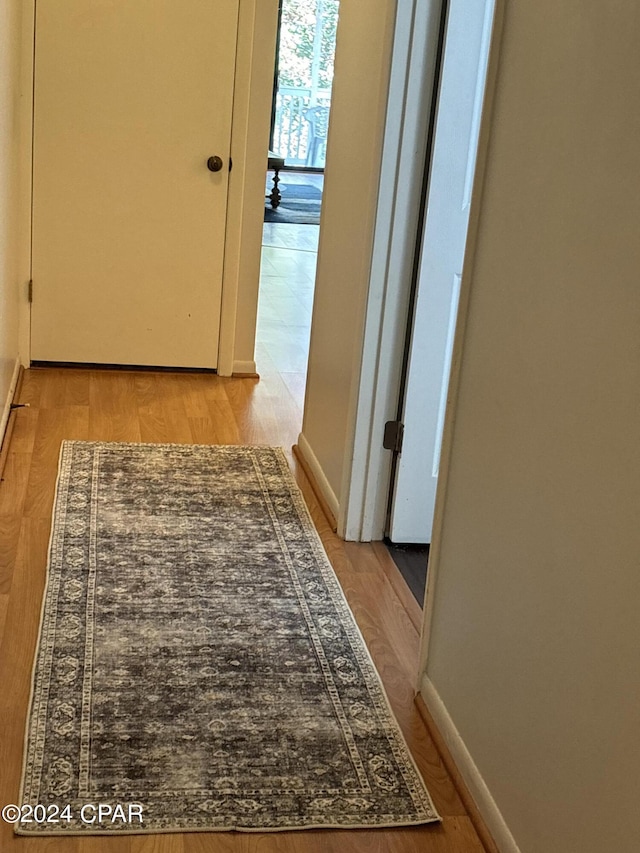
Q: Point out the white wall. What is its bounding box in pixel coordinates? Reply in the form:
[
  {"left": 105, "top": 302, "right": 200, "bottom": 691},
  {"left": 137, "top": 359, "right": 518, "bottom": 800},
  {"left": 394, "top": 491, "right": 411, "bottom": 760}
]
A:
[
  {"left": 0, "top": 0, "right": 22, "bottom": 431},
  {"left": 421, "top": 2, "right": 640, "bottom": 851},
  {"left": 298, "top": 0, "right": 397, "bottom": 507}
]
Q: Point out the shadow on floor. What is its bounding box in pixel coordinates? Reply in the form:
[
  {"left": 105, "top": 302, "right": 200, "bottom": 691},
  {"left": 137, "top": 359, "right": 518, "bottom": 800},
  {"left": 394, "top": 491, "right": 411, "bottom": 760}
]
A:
[{"left": 385, "top": 540, "right": 430, "bottom": 607}]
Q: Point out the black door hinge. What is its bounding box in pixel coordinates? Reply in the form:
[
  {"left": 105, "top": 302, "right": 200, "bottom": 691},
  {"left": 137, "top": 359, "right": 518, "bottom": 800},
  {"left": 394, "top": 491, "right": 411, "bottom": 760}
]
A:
[{"left": 383, "top": 420, "right": 404, "bottom": 453}]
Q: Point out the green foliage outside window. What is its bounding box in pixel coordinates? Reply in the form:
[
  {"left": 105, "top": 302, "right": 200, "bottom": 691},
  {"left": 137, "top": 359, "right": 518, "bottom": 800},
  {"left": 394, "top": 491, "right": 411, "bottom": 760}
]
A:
[{"left": 278, "top": 0, "right": 339, "bottom": 90}]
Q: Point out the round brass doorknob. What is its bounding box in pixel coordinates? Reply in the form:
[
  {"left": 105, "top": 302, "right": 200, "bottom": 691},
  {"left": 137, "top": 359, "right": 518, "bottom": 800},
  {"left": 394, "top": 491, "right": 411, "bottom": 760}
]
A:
[{"left": 207, "top": 156, "right": 224, "bottom": 172}]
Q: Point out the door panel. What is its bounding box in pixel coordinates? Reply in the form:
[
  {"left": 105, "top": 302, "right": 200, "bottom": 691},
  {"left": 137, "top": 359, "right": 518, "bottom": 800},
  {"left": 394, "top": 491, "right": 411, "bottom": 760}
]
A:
[
  {"left": 31, "top": 0, "right": 239, "bottom": 368},
  {"left": 388, "top": 0, "right": 495, "bottom": 543}
]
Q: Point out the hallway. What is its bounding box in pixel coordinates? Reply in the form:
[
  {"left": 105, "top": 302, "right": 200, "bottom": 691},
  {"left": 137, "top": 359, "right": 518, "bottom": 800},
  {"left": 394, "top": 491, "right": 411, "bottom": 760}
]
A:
[{"left": 0, "top": 367, "right": 490, "bottom": 853}]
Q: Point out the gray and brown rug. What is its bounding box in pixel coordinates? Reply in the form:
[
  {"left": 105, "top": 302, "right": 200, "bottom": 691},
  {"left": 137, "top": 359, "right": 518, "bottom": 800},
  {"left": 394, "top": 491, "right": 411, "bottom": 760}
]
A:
[{"left": 17, "top": 442, "right": 439, "bottom": 835}]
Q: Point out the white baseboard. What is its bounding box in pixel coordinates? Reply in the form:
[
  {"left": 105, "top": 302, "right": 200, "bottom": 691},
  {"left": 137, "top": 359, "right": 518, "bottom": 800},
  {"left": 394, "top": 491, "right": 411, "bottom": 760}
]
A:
[
  {"left": 0, "top": 358, "right": 21, "bottom": 449},
  {"left": 296, "top": 432, "right": 340, "bottom": 521},
  {"left": 232, "top": 359, "right": 257, "bottom": 376},
  {"left": 421, "top": 675, "right": 521, "bottom": 853}
]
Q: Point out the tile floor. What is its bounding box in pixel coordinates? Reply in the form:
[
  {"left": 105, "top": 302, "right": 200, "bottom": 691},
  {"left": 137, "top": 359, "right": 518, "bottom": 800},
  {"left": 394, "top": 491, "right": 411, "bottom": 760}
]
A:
[{"left": 256, "top": 221, "right": 320, "bottom": 415}]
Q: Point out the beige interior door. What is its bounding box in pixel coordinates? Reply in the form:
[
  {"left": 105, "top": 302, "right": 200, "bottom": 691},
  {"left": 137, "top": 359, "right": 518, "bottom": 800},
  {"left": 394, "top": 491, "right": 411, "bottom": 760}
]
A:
[{"left": 31, "top": 0, "right": 239, "bottom": 368}]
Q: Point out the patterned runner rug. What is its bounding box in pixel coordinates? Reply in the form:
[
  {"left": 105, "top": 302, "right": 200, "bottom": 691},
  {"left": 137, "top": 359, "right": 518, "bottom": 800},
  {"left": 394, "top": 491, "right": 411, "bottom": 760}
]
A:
[{"left": 18, "top": 442, "right": 440, "bottom": 835}]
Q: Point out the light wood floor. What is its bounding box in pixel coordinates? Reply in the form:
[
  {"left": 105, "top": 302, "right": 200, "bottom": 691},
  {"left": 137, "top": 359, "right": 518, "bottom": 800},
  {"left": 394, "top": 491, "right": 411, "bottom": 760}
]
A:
[{"left": 0, "top": 366, "right": 488, "bottom": 853}]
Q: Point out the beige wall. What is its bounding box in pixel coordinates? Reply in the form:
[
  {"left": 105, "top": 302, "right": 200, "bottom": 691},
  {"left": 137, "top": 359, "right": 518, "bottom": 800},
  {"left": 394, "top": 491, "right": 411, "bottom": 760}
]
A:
[
  {"left": 299, "top": 0, "right": 397, "bottom": 501},
  {"left": 0, "top": 0, "right": 22, "bottom": 419},
  {"left": 422, "top": 2, "right": 640, "bottom": 851}
]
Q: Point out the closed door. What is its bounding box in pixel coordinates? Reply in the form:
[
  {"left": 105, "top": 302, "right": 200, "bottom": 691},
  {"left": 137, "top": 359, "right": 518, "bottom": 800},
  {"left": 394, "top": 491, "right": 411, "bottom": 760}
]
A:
[
  {"left": 31, "top": 0, "right": 239, "bottom": 368},
  {"left": 388, "top": 0, "right": 495, "bottom": 543}
]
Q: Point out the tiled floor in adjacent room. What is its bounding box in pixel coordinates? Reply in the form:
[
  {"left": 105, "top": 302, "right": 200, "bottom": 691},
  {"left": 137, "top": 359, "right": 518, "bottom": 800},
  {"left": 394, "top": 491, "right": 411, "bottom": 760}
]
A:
[{"left": 256, "top": 221, "right": 320, "bottom": 414}]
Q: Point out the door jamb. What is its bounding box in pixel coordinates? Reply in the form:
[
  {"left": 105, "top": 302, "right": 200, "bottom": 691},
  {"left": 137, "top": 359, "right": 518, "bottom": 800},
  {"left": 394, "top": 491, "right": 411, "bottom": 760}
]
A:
[
  {"left": 339, "top": 0, "right": 445, "bottom": 540},
  {"left": 340, "top": 0, "right": 505, "bottom": 546}
]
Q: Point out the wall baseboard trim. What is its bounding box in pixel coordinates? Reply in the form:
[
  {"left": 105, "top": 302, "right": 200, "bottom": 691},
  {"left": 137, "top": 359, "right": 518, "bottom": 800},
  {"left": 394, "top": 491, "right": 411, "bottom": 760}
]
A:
[
  {"left": 0, "top": 358, "right": 22, "bottom": 442},
  {"left": 232, "top": 359, "right": 257, "bottom": 376},
  {"left": 294, "top": 433, "right": 339, "bottom": 532},
  {"left": 419, "top": 677, "right": 521, "bottom": 853},
  {"left": 0, "top": 359, "right": 24, "bottom": 479}
]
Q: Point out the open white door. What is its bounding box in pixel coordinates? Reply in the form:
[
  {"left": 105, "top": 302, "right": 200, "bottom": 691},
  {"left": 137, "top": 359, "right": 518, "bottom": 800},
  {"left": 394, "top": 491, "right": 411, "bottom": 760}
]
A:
[
  {"left": 31, "top": 0, "right": 239, "bottom": 369},
  {"left": 388, "top": 0, "right": 495, "bottom": 543}
]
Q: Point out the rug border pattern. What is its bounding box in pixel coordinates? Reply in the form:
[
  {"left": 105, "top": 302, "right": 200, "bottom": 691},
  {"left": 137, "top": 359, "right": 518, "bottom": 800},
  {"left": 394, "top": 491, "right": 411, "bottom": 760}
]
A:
[{"left": 17, "top": 441, "right": 441, "bottom": 835}]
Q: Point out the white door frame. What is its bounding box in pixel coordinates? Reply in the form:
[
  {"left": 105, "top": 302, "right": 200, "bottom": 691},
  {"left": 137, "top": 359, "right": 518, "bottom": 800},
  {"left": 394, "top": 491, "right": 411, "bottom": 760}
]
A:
[
  {"left": 18, "top": 0, "right": 278, "bottom": 376},
  {"left": 340, "top": 0, "right": 505, "bottom": 544},
  {"left": 339, "top": 0, "right": 446, "bottom": 540},
  {"left": 388, "top": 0, "right": 497, "bottom": 544}
]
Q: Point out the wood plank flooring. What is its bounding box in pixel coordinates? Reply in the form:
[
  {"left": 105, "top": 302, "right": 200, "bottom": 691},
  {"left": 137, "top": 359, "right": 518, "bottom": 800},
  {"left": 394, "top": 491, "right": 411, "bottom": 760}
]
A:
[{"left": 0, "top": 366, "right": 488, "bottom": 853}]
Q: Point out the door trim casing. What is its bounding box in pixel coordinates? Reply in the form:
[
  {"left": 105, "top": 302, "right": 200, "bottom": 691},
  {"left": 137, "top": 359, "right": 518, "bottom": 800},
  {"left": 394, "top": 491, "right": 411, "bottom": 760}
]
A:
[{"left": 338, "top": 0, "right": 445, "bottom": 540}]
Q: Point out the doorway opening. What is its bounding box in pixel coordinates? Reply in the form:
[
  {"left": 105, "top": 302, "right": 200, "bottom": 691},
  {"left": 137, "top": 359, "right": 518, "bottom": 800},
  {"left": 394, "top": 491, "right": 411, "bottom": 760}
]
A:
[
  {"left": 257, "top": 0, "right": 339, "bottom": 416},
  {"left": 262, "top": 0, "right": 337, "bottom": 228},
  {"left": 380, "top": 0, "right": 497, "bottom": 603}
]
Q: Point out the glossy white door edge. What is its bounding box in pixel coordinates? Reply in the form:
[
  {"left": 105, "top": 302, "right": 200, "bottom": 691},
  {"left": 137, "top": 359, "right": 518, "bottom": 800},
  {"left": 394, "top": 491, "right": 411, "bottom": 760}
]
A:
[
  {"left": 339, "top": 0, "right": 444, "bottom": 541},
  {"left": 297, "top": 431, "right": 340, "bottom": 522},
  {"left": 418, "top": 0, "right": 505, "bottom": 676},
  {"left": 218, "top": 0, "right": 279, "bottom": 377},
  {"left": 388, "top": 0, "right": 495, "bottom": 544},
  {"left": 421, "top": 676, "right": 522, "bottom": 853},
  {"left": 461, "top": 0, "right": 496, "bottom": 212},
  {"left": 431, "top": 274, "right": 461, "bottom": 478},
  {"left": 0, "top": 358, "right": 21, "bottom": 449}
]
